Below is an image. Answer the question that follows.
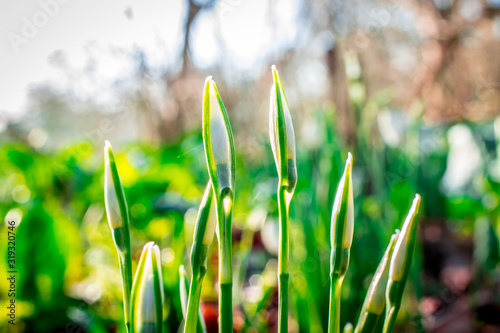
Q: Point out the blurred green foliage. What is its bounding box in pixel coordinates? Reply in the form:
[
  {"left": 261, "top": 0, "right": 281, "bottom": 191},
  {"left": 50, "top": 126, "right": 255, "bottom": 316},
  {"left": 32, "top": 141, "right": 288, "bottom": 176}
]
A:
[{"left": 1, "top": 69, "right": 500, "bottom": 333}]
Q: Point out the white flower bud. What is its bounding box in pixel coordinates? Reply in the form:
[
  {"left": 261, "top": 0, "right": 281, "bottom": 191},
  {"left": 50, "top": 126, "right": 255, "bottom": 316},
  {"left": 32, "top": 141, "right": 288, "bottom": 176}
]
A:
[
  {"left": 104, "top": 141, "right": 123, "bottom": 230},
  {"left": 269, "top": 65, "right": 296, "bottom": 171},
  {"left": 133, "top": 242, "right": 164, "bottom": 329},
  {"left": 202, "top": 77, "right": 234, "bottom": 194},
  {"left": 269, "top": 65, "right": 297, "bottom": 189},
  {"left": 389, "top": 194, "right": 421, "bottom": 282},
  {"left": 202, "top": 190, "right": 217, "bottom": 246},
  {"left": 365, "top": 231, "right": 399, "bottom": 315},
  {"left": 206, "top": 77, "right": 231, "bottom": 167},
  {"left": 331, "top": 153, "right": 354, "bottom": 249}
]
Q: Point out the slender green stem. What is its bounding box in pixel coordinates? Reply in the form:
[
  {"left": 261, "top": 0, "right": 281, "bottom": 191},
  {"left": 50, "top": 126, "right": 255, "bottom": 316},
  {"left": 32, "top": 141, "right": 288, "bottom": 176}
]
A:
[
  {"left": 278, "top": 272, "right": 289, "bottom": 333},
  {"left": 217, "top": 193, "right": 233, "bottom": 333},
  {"left": 278, "top": 185, "right": 290, "bottom": 333},
  {"left": 328, "top": 275, "right": 343, "bottom": 333},
  {"left": 185, "top": 240, "right": 208, "bottom": 333},
  {"left": 383, "top": 280, "right": 402, "bottom": 333},
  {"left": 184, "top": 181, "right": 212, "bottom": 333},
  {"left": 220, "top": 282, "right": 233, "bottom": 331},
  {"left": 382, "top": 305, "right": 398, "bottom": 333},
  {"left": 181, "top": 265, "right": 207, "bottom": 333},
  {"left": 185, "top": 264, "right": 207, "bottom": 333},
  {"left": 119, "top": 244, "right": 133, "bottom": 333},
  {"left": 111, "top": 211, "right": 132, "bottom": 332}
]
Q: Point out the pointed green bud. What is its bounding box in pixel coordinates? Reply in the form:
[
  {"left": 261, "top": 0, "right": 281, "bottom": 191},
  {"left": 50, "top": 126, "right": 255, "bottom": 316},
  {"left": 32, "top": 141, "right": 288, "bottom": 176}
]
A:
[
  {"left": 389, "top": 194, "right": 421, "bottom": 282},
  {"left": 131, "top": 242, "right": 164, "bottom": 333},
  {"left": 343, "top": 323, "right": 354, "bottom": 333},
  {"left": 365, "top": 231, "right": 399, "bottom": 315},
  {"left": 269, "top": 65, "right": 297, "bottom": 192},
  {"left": 383, "top": 195, "right": 421, "bottom": 333},
  {"left": 192, "top": 181, "right": 217, "bottom": 246},
  {"left": 202, "top": 76, "right": 235, "bottom": 196},
  {"left": 331, "top": 153, "right": 354, "bottom": 250},
  {"left": 104, "top": 141, "right": 127, "bottom": 230}
]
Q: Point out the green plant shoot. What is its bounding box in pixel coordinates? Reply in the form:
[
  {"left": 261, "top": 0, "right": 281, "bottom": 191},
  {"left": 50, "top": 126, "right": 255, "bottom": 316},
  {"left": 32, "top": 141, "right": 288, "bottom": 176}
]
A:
[
  {"left": 383, "top": 194, "right": 421, "bottom": 333},
  {"left": 180, "top": 265, "right": 207, "bottom": 333},
  {"left": 130, "top": 242, "right": 164, "bottom": 333},
  {"left": 269, "top": 65, "right": 297, "bottom": 333},
  {"left": 354, "top": 231, "right": 399, "bottom": 333},
  {"left": 328, "top": 153, "right": 354, "bottom": 333},
  {"left": 184, "top": 181, "right": 215, "bottom": 333},
  {"left": 104, "top": 140, "right": 133, "bottom": 332},
  {"left": 202, "top": 76, "right": 235, "bottom": 333}
]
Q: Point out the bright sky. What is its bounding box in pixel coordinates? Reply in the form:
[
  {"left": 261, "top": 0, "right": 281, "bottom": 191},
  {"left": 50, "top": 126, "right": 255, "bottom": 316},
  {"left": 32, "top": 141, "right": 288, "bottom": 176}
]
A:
[{"left": 0, "top": 0, "right": 297, "bottom": 117}]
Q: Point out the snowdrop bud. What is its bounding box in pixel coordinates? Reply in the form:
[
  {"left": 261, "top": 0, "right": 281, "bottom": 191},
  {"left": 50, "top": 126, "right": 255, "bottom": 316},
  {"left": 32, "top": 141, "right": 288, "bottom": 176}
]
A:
[
  {"left": 104, "top": 141, "right": 124, "bottom": 230},
  {"left": 343, "top": 323, "right": 353, "bottom": 333},
  {"left": 207, "top": 78, "right": 230, "bottom": 166},
  {"left": 331, "top": 153, "right": 354, "bottom": 250},
  {"left": 151, "top": 245, "right": 164, "bottom": 304},
  {"left": 365, "top": 231, "right": 399, "bottom": 315},
  {"left": 204, "top": 199, "right": 217, "bottom": 246},
  {"left": 132, "top": 242, "right": 164, "bottom": 332},
  {"left": 269, "top": 65, "right": 297, "bottom": 191},
  {"left": 202, "top": 77, "right": 234, "bottom": 193},
  {"left": 389, "top": 195, "right": 421, "bottom": 282},
  {"left": 192, "top": 181, "right": 216, "bottom": 246}
]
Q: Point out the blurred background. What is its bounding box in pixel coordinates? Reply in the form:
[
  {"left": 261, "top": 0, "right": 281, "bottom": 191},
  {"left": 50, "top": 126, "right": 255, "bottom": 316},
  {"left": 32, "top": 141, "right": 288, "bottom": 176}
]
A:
[{"left": 1, "top": 0, "right": 500, "bottom": 332}]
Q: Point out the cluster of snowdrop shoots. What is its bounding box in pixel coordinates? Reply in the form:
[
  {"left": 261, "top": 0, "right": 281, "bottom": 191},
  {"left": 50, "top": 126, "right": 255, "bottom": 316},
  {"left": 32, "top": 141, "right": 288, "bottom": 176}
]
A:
[{"left": 104, "top": 66, "right": 421, "bottom": 333}]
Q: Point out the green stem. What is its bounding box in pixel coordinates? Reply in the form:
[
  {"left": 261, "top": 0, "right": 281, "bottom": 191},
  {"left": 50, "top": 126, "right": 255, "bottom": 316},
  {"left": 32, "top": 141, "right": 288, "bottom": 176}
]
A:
[
  {"left": 217, "top": 194, "right": 233, "bottom": 333},
  {"left": 125, "top": 241, "right": 133, "bottom": 332},
  {"left": 220, "top": 283, "right": 233, "bottom": 332},
  {"left": 278, "top": 186, "right": 290, "bottom": 333},
  {"left": 185, "top": 241, "right": 208, "bottom": 333},
  {"left": 382, "top": 305, "right": 398, "bottom": 333},
  {"left": 185, "top": 265, "right": 207, "bottom": 333},
  {"left": 278, "top": 273, "right": 289, "bottom": 332},
  {"left": 383, "top": 280, "right": 403, "bottom": 333},
  {"left": 328, "top": 275, "right": 343, "bottom": 333},
  {"left": 116, "top": 230, "right": 132, "bottom": 333}
]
